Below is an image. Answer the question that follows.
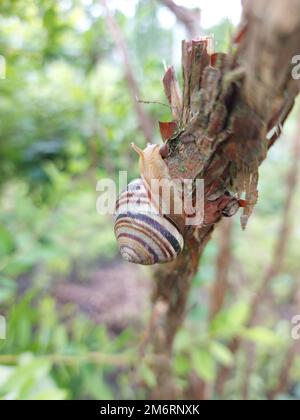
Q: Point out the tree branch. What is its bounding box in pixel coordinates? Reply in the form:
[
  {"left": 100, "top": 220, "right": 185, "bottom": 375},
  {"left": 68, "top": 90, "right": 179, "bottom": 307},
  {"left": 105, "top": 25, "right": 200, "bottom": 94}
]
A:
[
  {"left": 101, "top": 0, "right": 153, "bottom": 143},
  {"left": 209, "top": 219, "right": 233, "bottom": 321},
  {"left": 158, "top": 0, "right": 201, "bottom": 39},
  {"left": 142, "top": 0, "right": 300, "bottom": 399}
]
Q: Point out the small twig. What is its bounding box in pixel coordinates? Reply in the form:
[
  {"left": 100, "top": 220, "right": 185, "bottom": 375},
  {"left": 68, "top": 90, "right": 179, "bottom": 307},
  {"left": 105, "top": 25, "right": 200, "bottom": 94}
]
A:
[
  {"left": 136, "top": 97, "right": 171, "bottom": 110},
  {"left": 158, "top": 0, "right": 201, "bottom": 39}
]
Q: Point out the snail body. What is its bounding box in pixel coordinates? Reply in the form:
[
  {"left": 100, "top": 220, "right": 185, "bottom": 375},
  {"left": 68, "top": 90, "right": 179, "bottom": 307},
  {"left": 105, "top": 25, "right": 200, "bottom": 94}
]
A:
[
  {"left": 131, "top": 143, "right": 183, "bottom": 220},
  {"left": 131, "top": 143, "right": 167, "bottom": 187}
]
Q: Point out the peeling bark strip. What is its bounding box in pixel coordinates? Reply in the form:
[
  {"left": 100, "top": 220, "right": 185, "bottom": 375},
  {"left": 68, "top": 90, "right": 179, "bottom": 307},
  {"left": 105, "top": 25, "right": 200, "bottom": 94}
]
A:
[{"left": 145, "top": 0, "right": 300, "bottom": 398}]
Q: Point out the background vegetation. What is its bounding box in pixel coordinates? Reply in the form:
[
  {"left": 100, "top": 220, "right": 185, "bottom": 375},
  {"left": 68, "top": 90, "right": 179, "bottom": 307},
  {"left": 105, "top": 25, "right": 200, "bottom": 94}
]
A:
[{"left": 0, "top": 0, "right": 300, "bottom": 400}]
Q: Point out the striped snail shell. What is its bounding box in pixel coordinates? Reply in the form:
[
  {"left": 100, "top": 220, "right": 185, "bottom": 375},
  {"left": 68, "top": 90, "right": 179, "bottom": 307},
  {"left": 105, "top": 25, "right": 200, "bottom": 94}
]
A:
[{"left": 114, "top": 178, "right": 184, "bottom": 265}]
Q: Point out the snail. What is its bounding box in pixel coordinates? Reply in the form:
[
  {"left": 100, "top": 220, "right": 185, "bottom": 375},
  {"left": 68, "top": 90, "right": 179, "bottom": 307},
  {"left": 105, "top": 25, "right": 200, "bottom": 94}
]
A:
[
  {"left": 114, "top": 142, "right": 245, "bottom": 265},
  {"left": 114, "top": 143, "right": 184, "bottom": 265}
]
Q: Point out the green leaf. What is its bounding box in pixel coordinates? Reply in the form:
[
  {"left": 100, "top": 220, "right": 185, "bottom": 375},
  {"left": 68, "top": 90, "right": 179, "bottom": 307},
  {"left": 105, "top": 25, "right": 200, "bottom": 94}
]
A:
[
  {"left": 0, "top": 225, "right": 15, "bottom": 257},
  {"left": 173, "top": 329, "right": 192, "bottom": 352},
  {"left": 210, "top": 302, "right": 250, "bottom": 339},
  {"left": 174, "top": 353, "right": 191, "bottom": 376},
  {"left": 43, "top": 8, "right": 56, "bottom": 29},
  {"left": 139, "top": 364, "right": 156, "bottom": 388},
  {"left": 0, "top": 277, "right": 17, "bottom": 303},
  {"left": 33, "top": 388, "right": 68, "bottom": 400},
  {"left": 2, "top": 258, "right": 33, "bottom": 277},
  {"left": 210, "top": 341, "right": 234, "bottom": 367},
  {"left": 192, "top": 349, "right": 216, "bottom": 383},
  {"left": 241, "top": 327, "right": 281, "bottom": 347},
  {"left": 0, "top": 355, "right": 67, "bottom": 400}
]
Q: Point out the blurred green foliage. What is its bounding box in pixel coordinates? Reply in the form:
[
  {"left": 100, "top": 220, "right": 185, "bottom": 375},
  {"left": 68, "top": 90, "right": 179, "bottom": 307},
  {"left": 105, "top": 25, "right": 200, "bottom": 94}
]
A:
[{"left": 1, "top": 0, "right": 300, "bottom": 400}]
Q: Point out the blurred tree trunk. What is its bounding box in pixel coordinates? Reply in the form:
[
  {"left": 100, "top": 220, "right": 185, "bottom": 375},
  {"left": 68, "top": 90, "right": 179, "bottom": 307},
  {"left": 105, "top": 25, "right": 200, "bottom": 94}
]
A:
[
  {"left": 217, "top": 114, "right": 300, "bottom": 399},
  {"left": 209, "top": 219, "right": 233, "bottom": 321},
  {"left": 143, "top": 0, "right": 300, "bottom": 399}
]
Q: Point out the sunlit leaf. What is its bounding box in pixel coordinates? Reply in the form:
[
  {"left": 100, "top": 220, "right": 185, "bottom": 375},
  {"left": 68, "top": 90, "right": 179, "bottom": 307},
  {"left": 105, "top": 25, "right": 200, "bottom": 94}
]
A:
[
  {"left": 210, "top": 302, "right": 250, "bottom": 339},
  {"left": 210, "top": 341, "right": 234, "bottom": 367},
  {"left": 192, "top": 349, "right": 216, "bottom": 383},
  {"left": 241, "top": 327, "right": 281, "bottom": 347}
]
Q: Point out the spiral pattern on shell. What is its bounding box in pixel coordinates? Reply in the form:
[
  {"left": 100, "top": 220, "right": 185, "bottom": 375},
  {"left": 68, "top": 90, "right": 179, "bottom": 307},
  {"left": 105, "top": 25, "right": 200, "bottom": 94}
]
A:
[{"left": 114, "top": 179, "right": 184, "bottom": 265}]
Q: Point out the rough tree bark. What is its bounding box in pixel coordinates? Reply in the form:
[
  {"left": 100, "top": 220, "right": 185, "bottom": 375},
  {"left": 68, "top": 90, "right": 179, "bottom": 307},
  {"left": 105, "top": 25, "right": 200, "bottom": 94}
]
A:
[{"left": 143, "top": 0, "right": 300, "bottom": 399}]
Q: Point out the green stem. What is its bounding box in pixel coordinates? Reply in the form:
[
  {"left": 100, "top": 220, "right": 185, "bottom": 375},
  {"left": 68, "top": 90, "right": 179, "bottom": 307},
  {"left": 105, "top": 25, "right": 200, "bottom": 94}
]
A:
[{"left": 0, "top": 351, "right": 135, "bottom": 367}]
